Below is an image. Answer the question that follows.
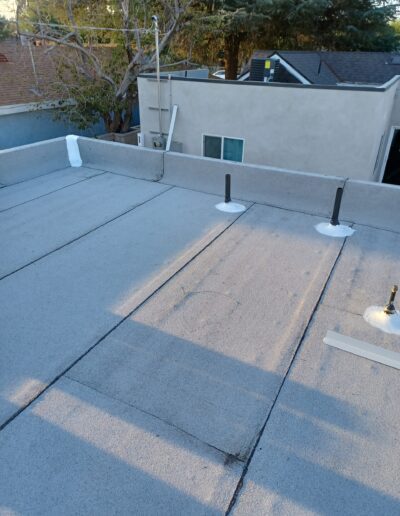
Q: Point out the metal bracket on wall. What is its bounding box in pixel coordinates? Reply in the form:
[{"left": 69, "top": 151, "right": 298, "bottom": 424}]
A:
[
  {"left": 149, "top": 131, "right": 168, "bottom": 136},
  {"left": 166, "top": 105, "right": 179, "bottom": 152}
]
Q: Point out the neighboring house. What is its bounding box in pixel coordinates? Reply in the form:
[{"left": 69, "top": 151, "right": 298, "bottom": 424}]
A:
[
  {"left": 0, "top": 37, "right": 104, "bottom": 150},
  {"left": 242, "top": 50, "right": 400, "bottom": 86},
  {"left": 138, "top": 54, "right": 400, "bottom": 185}
]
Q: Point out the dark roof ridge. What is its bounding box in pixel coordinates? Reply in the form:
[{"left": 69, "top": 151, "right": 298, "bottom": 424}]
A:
[
  {"left": 255, "top": 49, "right": 400, "bottom": 56},
  {"left": 316, "top": 51, "right": 340, "bottom": 81}
]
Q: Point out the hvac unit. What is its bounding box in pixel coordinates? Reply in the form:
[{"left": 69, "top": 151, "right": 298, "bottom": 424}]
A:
[{"left": 249, "top": 58, "right": 280, "bottom": 82}]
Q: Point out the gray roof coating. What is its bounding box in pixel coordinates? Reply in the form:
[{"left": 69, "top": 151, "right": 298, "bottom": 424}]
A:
[
  {"left": 0, "top": 138, "right": 400, "bottom": 514},
  {"left": 252, "top": 50, "right": 400, "bottom": 85}
]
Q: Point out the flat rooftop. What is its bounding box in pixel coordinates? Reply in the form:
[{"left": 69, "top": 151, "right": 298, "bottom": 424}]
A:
[{"left": 0, "top": 137, "right": 399, "bottom": 515}]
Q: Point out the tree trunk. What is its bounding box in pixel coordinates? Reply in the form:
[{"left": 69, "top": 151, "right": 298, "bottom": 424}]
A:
[
  {"left": 103, "top": 113, "right": 113, "bottom": 133},
  {"left": 121, "top": 93, "right": 135, "bottom": 133},
  {"left": 110, "top": 110, "right": 122, "bottom": 133},
  {"left": 224, "top": 33, "right": 241, "bottom": 80},
  {"left": 121, "top": 108, "right": 132, "bottom": 133}
]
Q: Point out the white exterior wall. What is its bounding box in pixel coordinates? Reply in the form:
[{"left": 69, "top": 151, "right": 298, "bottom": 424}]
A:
[
  {"left": 138, "top": 77, "right": 398, "bottom": 181},
  {"left": 377, "top": 83, "right": 400, "bottom": 180}
]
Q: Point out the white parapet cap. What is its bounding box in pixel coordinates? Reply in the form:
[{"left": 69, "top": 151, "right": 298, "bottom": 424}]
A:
[
  {"left": 0, "top": 99, "right": 75, "bottom": 116},
  {"left": 66, "top": 135, "right": 82, "bottom": 167}
]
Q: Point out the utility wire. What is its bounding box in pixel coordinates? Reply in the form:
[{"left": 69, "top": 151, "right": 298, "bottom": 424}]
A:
[
  {"left": 36, "top": 21, "right": 155, "bottom": 34},
  {"left": 8, "top": 19, "right": 163, "bottom": 34}
]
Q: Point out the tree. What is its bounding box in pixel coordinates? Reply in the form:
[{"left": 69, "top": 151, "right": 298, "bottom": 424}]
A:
[
  {"left": 296, "top": 0, "right": 398, "bottom": 51},
  {"left": 182, "top": 0, "right": 398, "bottom": 80},
  {"left": 0, "top": 17, "right": 11, "bottom": 41},
  {"left": 185, "top": 1, "right": 271, "bottom": 80},
  {"left": 16, "top": 1, "right": 194, "bottom": 133}
]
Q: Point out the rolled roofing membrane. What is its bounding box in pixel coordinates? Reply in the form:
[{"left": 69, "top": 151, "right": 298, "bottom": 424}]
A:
[
  {"left": 66, "top": 135, "right": 82, "bottom": 167},
  {"left": 363, "top": 306, "right": 400, "bottom": 335},
  {"left": 215, "top": 202, "right": 246, "bottom": 213},
  {"left": 315, "top": 222, "right": 355, "bottom": 237}
]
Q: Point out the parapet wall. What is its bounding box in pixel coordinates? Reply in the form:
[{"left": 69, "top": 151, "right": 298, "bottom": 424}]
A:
[
  {"left": 341, "top": 179, "right": 400, "bottom": 232},
  {"left": 0, "top": 137, "right": 69, "bottom": 185},
  {"left": 0, "top": 136, "right": 399, "bottom": 233},
  {"left": 77, "top": 137, "right": 163, "bottom": 181},
  {"left": 162, "top": 152, "right": 345, "bottom": 218}
]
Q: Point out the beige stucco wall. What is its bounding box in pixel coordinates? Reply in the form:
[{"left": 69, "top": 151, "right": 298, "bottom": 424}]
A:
[
  {"left": 388, "top": 84, "right": 400, "bottom": 126},
  {"left": 375, "top": 83, "right": 400, "bottom": 181},
  {"left": 138, "top": 77, "right": 398, "bottom": 181}
]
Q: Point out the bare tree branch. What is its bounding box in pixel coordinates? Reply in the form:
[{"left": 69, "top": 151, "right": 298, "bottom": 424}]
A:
[
  {"left": 119, "top": 0, "right": 134, "bottom": 62},
  {"left": 18, "top": 29, "right": 117, "bottom": 90},
  {"left": 66, "top": 0, "right": 84, "bottom": 47},
  {"left": 15, "top": 0, "right": 194, "bottom": 132}
]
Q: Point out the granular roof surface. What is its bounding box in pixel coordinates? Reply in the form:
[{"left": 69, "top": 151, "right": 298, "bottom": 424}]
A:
[{"left": 0, "top": 145, "right": 399, "bottom": 515}]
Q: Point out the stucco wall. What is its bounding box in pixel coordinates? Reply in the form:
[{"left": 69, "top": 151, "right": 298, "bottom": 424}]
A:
[
  {"left": 375, "top": 83, "right": 400, "bottom": 180},
  {"left": 138, "top": 77, "right": 398, "bottom": 181},
  {"left": 0, "top": 108, "right": 105, "bottom": 150},
  {"left": 388, "top": 85, "right": 400, "bottom": 126}
]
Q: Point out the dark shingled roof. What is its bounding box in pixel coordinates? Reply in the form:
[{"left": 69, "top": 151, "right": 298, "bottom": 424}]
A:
[{"left": 251, "top": 50, "right": 400, "bottom": 85}]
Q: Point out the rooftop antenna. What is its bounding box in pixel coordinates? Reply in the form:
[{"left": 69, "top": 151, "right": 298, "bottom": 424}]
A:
[
  {"left": 363, "top": 284, "right": 400, "bottom": 335},
  {"left": 215, "top": 174, "right": 246, "bottom": 213},
  {"left": 27, "top": 39, "right": 41, "bottom": 96},
  {"left": 152, "top": 15, "right": 164, "bottom": 148},
  {"left": 315, "top": 187, "right": 355, "bottom": 237}
]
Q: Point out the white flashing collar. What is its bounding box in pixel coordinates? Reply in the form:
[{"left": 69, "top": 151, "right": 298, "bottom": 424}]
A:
[
  {"left": 363, "top": 306, "right": 400, "bottom": 336},
  {"left": 315, "top": 222, "right": 355, "bottom": 238},
  {"left": 215, "top": 202, "right": 246, "bottom": 213}
]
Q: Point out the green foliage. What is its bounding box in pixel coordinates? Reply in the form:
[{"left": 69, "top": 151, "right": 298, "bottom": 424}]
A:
[
  {"left": 180, "top": 0, "right": 399, "bottom": 79},
  {"left": 18, "top": 0, "right": 183, "bottom": 133},
  {"left": 0, "top": 17, "right": 11, "bottom": 41},
  {"left": 265, "top": 0, "right": 399, "bottom": 51},
  {"left": 16, "top": 0, "right": 400, "bottom": 131},
  {"left": 184, "top": 1, "right": 273, "bottom": 77},
  {"left": 52, "top": 44, "right": 138, "bottom": 132}
]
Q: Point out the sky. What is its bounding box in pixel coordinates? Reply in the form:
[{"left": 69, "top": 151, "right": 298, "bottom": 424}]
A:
[{"left": 0, "top": 0, "right": 16, "bottom": 20}]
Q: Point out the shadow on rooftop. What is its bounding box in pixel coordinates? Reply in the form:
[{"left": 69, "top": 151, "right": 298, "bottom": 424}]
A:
[
  {"left": 241, "top": 442, "right": 400, "bottom": 515},
  {"left": 66, "top": 318, "right": 375, "bottom": 461},
  {"left": 0, "top": 402, "right": 219, "bottom": 514},
  {"left": 2, "top": 318, "right": 398, "bottom": 514},
  {"left": 1, "top": 199, "right": 399, "bottom": 512},
  {"left": 58, "top": 318, "right": 397, "bottom": 513}
]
